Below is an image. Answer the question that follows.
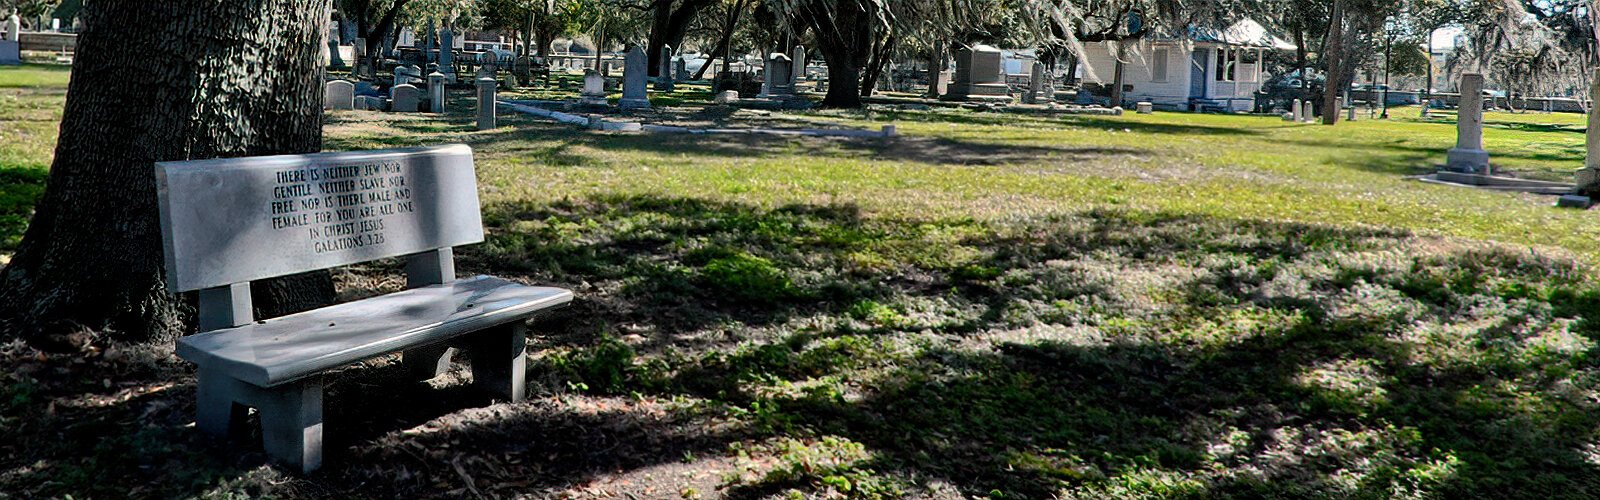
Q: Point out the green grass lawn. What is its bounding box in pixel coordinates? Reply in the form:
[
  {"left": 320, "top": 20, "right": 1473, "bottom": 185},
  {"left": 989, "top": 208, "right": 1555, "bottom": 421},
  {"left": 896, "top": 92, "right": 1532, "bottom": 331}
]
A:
[
  {"left": 6, "top": 65, "right": 1600, "bottom": 498},
  {"left": 0, "top": 64, "right": 66, "bottom": 254}
]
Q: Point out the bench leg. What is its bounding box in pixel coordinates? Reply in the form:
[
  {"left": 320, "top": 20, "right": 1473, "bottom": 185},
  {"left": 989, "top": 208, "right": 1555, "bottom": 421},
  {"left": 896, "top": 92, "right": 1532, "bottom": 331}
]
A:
[
  {"left": 195, "top": 368, "right": 250, "bottom": 438},
  {"left": 468, "top": 323, "right": 527, "bottom": 403},
  {"left": 402, "top": 345, "right": 457, "bottom": 382},
  {"left": 258, "top": 379, "right": 325, "bottom": 474}
]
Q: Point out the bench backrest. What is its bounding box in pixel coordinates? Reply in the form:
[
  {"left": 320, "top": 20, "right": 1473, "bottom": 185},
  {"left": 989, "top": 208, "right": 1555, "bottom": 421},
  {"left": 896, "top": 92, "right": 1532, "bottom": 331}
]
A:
[{"left": 155, "top": 144, "right": 484, "bottom": 294}]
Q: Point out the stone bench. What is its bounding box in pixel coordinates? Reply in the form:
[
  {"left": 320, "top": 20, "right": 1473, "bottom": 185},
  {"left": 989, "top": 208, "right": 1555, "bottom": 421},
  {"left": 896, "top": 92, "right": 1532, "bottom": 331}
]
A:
[{"left": 155, "top": 144, "right": 572, "bottom": 473}]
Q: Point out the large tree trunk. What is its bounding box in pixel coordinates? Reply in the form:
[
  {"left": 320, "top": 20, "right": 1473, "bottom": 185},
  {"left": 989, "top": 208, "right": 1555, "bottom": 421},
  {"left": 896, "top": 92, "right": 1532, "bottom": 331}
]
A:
[
  {"left": 1294, "top": 25, "right": 1308, "bottom": 91},
  {"left": 361, "top": 0, "right": 411, "bottom": 78},
  {"left": 1421, "top": 31, "right": 1433, "bottom": 117},
  {"left": 1063, "top": 51, "right": 1078, "bottom": 83},
  {"left": 1111, "top": 43, "right": 1126, "bottom": 107},
  {"left": 821, "top": 57, "right": 863, "bottom": 107},
  {"left": 925, "top": 42, "right": 945, "bottom": 98},
  {"left": 1320, "top": 0, "right": 1346, "bottom": 125},
  {"left": 0, "top": 0, "right": 337, "bottom": 346},
  {"left": 799, "top": 0, "right": 871, "bottom": 108},
  {"left": 646, "top": 0, "right": 713, "bottom": 78},
  {"left": 860, "top": 32, "right": 895, "bottom": 98}
]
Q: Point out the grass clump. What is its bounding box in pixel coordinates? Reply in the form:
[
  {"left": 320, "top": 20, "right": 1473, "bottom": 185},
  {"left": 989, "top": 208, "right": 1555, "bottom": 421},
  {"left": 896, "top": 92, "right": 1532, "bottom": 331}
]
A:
[
  {"left": 727, "top": 437, "right": 905, "bottom": 499},
  {"left": 695, "top": 249, "right": 806, "bottom": 304},
  {"left": 542, "top": 334, "right": 669, "bottom": 393}
]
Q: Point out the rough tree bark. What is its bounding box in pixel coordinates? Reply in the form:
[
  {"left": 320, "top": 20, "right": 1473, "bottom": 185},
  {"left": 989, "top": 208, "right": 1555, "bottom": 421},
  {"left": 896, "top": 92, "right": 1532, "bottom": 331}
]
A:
[
  {"left": 1320, "top": 0, "right": 1346, "bottom": 125},
  {"left": 860, "top": 32, "right": 895, "bottom": 97},
  {"left": 925, "top": 42, "right": 945, "bottom": 98},
  {"left": 1294, "top": 25, "right": 1308, "bottom": 91},
  {"left": 647, "top": 0, "right": 716, "bottom": 77},
  {"left": 359, "top": 0, "right": 412, "bottom": 77},
  {"left": 0, "top": 0, "right": 337, "bottom": 345},
  {"left": 797, "top": 0, "right": 872, "bottom": 108},
  {"left": 1111, "top": 43, "right": 1126, "bottom": 107},
  {"left": 1421, "top": 30, "right": 1433, "bottom": 117}
]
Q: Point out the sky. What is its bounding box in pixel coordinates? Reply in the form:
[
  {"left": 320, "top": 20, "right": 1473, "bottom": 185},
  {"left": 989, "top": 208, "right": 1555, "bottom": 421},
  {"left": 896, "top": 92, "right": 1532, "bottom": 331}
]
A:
[{"left": 1431, "top": 26, "right": 1465, "bottom": 51}]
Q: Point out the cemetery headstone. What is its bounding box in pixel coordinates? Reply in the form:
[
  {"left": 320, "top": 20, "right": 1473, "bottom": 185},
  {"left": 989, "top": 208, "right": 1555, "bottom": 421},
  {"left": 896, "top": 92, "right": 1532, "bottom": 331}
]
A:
[
  {"left": 714, "top": 90, "right": 740, "bottom": 105},
  {"left": 479, "top": 51, "right": 497, "bottom": 71},
  {"left": 5, "top": 13, "right": 19, "bottom": 41},
  {"left": 655, "top": 45, "right": 675, "bottom": 91},
  {"left": 790, "top": 45, "right": 806, "bottom": 87},
  {"left": 394, "top": 66, "right": 422, "bottom": 88},
  {"left": 477, "top": 76, "right": 497, "bottom": 129},
  {"left": 1291, "top": 99, "right": 1302, "bottom": 122},
  {"left": 1444, "top": 73, "right": 1490, "bottom": 174},
  {"left": 353, "top": 38, "right": 369, "bottom": 75},
  {"left": 324, "top": 80, "right": 355, "bottom": 110},
  {"left": 1557, "top": 194, "right": 1592, "bottom": 209},
  {"left": 579, "top": 69, "right": 608, "bottom": 107},
  {"left": 391, "top": 84, "right": 422, "bottom": 112},
  {"left": 326, "top": 21, "right": 344, "bottom": 67},
  {"left": 1579, "top": 69, "right": 1600, "bottom": 195},
  {"left": 674, "top": 57, "right": 688, "bottom": 82},
  {"left": 439, "top": 27, "right": 455, "bottom": 82},
  {"left": 428, "top": 72, "right": 445, "bottom": 113},
  {"left": 762, "top": 53, "right": 795, "bottom": 97},
  {"left": 0, "top": 39, "right": 16, "bottom": 66},
  {"left": 1136, "top": 101, "right": 1153, "bottom": 114},
  {"left": 424, "top": 21, "right": 436, "bottom": 60},
  {"left": 934, "top": 70, "right": 952, "bottom": 97},
  {"left": 1024, "top": 61, "right": 1045, "bottom": 104},
  {"left": 619, "top": 46, "right": 652, "bottom": 111},
  {"left": 942, "top": 44, "right": 1010, "bottom": 102},
  {"left": 758, "top": 51, "right": 773, "bottom": 96}
]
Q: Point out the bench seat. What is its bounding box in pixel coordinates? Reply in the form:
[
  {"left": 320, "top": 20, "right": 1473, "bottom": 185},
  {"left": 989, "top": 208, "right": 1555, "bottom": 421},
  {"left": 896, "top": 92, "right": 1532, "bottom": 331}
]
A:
[{"left": 177, "top": 275, "right": 572, "bottom": 388}]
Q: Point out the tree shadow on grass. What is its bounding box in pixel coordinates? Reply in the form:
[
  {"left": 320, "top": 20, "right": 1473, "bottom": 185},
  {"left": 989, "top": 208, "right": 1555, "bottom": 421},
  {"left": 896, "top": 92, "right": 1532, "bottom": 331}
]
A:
[
  {"left": 1277, "top": 136, "right": 1584, "bottom": 165},
  {"left": 474, "top": 195, "right": 1600, "bottom": 497},
  {"left": 1059, "top": 115, "right": 1271, "bottom": 137},
  {"left": 488, "top": 127, "right": 1145, "bottom": 169},
  {"left": 860, "top": 108, "right": 1270, "bottom": 137},
  {"left": 8, "top": 196, "right": 1600, "bottom": 498}
]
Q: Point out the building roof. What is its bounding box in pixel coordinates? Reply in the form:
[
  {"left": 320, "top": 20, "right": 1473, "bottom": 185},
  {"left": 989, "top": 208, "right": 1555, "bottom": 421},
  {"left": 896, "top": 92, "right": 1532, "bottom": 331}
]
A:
[{"left": 1185, "top": 19, "right": 1297, "bottom": 50}]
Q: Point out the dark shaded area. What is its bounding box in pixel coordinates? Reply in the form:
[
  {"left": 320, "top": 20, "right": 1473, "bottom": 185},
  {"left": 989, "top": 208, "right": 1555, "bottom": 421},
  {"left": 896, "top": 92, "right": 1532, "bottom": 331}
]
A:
[{"left": 1273, "top": 136, "right": 1583, "bottom": 180}]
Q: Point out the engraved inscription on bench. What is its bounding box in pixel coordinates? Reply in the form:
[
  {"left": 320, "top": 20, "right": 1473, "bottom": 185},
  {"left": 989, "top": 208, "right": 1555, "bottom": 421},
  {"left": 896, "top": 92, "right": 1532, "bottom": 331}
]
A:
[
  {"left": 267, "top": 161, "right": 413, "bottom": 254},
  {"left": 156, "top": 144, "right": 485, "bottom": 292}
]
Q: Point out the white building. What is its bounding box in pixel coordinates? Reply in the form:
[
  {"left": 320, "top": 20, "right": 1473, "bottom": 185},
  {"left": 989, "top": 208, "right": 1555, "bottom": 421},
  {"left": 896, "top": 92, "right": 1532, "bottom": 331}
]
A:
[{"left": 1077, "top": 19, "right": 1295, "bottom": 112}]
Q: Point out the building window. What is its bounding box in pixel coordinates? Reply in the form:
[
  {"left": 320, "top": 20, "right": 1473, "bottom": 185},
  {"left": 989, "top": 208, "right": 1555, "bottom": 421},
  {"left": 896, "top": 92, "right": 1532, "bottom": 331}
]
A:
[
  {"left": 1151, "top": 48, "right": 1168, "bottom": 82},
  {"left": 1214, "top": 48, "right": 1236, "bottom": 82}
]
